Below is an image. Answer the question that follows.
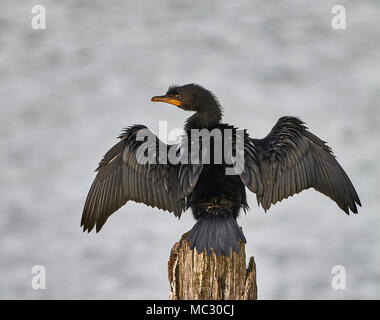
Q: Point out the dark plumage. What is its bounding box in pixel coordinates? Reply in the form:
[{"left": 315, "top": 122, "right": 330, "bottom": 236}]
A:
[{"left": 81, "top": 83, "right": 361, "bottom": 255}]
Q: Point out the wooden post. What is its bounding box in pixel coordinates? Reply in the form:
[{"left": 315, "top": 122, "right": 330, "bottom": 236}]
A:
[{"left": 168, "top": 232, "right": 257, "bottom": 300}]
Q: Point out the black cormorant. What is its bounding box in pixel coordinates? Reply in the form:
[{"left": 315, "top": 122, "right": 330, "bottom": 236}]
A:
[{"left": 81, "top": 84, "right": 361, "bottom": 255}]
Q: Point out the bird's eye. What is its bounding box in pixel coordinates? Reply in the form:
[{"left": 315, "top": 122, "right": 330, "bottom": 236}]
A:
[{"left": 175, "top": 94, "right": 182, "bottom": 100}]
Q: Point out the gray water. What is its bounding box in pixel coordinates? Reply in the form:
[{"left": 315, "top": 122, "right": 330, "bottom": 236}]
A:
[{"left": 0, "top": 0, "right": 379, "bottom": 299}]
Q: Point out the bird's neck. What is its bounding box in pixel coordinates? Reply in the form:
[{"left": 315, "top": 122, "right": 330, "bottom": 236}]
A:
[{"left": 184, "top": 105, "right": 222, "bottom": 131}]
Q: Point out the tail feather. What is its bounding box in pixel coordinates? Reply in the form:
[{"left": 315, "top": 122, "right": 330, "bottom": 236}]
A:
[{"left": 186, "top": 215, "right": 246, "bottom": 255}]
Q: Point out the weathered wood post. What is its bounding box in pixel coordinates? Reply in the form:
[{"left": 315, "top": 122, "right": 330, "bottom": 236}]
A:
[{"left": 168, "top": 232, "right": 257, "bottom": 300}]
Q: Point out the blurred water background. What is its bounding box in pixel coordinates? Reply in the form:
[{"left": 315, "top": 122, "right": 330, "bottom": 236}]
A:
[{"left": 0, "top": 0, "right": 379, "bottom": 299}]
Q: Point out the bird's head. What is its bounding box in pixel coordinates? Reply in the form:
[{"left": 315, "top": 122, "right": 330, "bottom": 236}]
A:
[{"left": 151, "top": 83, "right": 221, "bottom": 113}]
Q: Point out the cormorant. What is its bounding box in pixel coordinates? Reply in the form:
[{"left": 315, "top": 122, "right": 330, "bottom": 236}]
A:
[{"left": 81, "top": 84, "right": 361, "bottom": 255}]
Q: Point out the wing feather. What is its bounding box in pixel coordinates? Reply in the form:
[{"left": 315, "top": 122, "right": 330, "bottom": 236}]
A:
[
  {"left": 81, "top": 125, "right": 202, "bottom": 232},
  {"left": 241, "top": 116, "right": 361, "bottom": 214}
]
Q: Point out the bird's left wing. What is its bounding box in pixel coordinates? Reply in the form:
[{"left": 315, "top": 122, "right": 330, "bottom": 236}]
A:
[
  {"left": 240, "top": 116, "right": 361, "bottom": 214},
  {"left": 81, "top": 125, "right": 202, "bottom": 232}
]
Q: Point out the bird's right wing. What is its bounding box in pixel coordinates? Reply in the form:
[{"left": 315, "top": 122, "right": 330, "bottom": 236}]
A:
[
  {"left": 81, "top": 125, "right": 202, "bottom": 232},
  {"left": 240, "top": 117, "right": 361, "bottom": 214}
]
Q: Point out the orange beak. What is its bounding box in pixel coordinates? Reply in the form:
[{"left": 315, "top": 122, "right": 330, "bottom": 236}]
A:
[{"left": 151, "top": 95, "right": 181, "bottom": 107}]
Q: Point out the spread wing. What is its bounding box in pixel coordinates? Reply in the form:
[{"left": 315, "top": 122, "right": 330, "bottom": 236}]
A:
[
  {"left": 240, "top": 116, "right": 361, "bottom": 214},
  {"left": 81, "top": 125, "right": 202, "bottom": 232}
]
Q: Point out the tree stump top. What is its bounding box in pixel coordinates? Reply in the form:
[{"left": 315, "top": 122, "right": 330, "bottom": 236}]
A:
[{"left": 168, "top": 233, "right": 257, "bottom": 300}]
